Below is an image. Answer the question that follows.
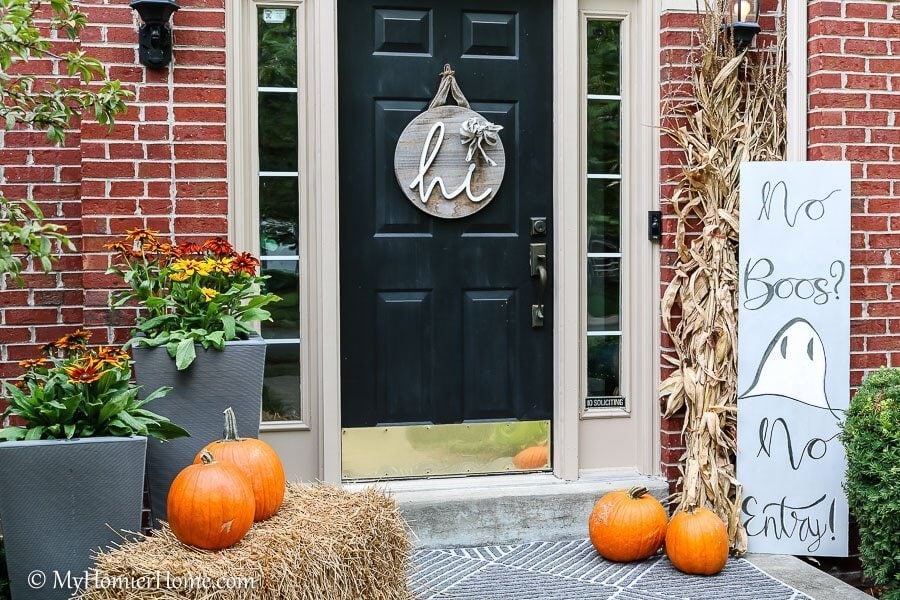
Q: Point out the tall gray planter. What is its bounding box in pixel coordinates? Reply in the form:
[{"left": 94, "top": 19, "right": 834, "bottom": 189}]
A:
[
  {"left": 0, "top": 436, "right": 146, "bottom": 600},
  {"left": 132, "top": 334, "right": 266, "bottom": 525}
]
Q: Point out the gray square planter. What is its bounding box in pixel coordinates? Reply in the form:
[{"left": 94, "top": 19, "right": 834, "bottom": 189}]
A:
[
  {"left": 0, "top": 436, "right": 147, "bottom": 600},
  {"left": 132, "top": 334, "right": 266, "bottom": 525}
]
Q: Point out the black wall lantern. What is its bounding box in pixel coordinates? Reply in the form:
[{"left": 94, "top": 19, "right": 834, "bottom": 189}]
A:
[
  {"left": 723, "top": 0, "right": 761, "bottom": 51},
  {"left": 130, "top": 0, "right": 180, "bottom": 69}
]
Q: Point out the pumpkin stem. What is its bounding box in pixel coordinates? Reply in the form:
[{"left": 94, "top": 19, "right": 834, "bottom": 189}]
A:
[
  {"left": 223, "top": 407, "right": 243, "bottom": 441},
  {"left": 199, "top": 450, "right": 215, "bottom": 465},
  {"left": 627, "top": 486, "right": 649, "bottom": 499}
]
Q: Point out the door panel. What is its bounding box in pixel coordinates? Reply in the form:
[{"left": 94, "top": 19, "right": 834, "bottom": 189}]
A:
[{"left": 339, "top": 0, "right": 553, "bottom": 430}]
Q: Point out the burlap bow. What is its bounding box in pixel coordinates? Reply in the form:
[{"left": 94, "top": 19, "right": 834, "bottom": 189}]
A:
[{"left": 460, "top": 117, "right": 503, "bottom": 166}]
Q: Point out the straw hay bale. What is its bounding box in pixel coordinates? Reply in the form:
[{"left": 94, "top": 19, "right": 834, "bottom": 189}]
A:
[{"left": 77, "top": 483, "right": 413, "bottom": 600}]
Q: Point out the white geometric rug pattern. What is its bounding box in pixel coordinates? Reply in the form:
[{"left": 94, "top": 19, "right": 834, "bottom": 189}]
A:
[{"left": 410, "top": 539, "right": 814, "bottom": 600}]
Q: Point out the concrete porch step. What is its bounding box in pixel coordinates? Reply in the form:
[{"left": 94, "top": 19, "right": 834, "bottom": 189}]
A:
[{"left": 352, "top": 470, "right": 668, "bottom": 548}]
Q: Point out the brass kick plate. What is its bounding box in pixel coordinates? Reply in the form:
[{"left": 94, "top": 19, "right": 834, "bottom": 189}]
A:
[{"left": 341, "top": 420, "right": 551, "bottom": 480}]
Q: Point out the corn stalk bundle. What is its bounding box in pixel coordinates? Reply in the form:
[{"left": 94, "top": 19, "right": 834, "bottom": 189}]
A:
[{"left": 659, "top": 2, "right": 787, "bottom": 555}]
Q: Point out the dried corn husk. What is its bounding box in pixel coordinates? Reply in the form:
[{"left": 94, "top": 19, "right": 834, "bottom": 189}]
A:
[{"left": 659, "top": 1, "right": 787, "bottom": 555}]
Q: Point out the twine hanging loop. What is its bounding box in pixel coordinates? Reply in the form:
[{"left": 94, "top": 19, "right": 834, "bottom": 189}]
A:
[{"left": 428, "top": 64, "right": 471, "bottom": 110}]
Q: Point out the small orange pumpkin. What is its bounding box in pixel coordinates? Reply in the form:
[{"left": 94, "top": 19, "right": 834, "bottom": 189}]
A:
[
  {"left": 513, "top": 445, "right": 550, "bottom": 469},
  {"left": 665, "top": 506, "right": 729, "bottom": 575},
  {"left": 167, "top": 450, "right": 255, "bottom": 551},
  {"left": 195, "top": 407, "right": 286, "bottom": 521},
  {"left": 589, "top": 486, "right": 668, "bottom": 562}
]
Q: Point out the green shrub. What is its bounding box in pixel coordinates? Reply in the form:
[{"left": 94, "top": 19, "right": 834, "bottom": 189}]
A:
[{"left": 842, "top": 367, "right": 900, "bottom": 600}]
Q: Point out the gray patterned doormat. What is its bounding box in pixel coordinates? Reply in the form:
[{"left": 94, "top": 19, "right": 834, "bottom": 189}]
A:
[{"left": 410, "top": 540, "right": 814, "bottom": 600}]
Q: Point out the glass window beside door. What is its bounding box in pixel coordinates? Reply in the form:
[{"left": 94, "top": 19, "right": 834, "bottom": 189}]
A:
[
  {"left": 585, "top": 19, "right": 624, "bottom": 411},
  {"left": 257, "top": 6, "right": 301, "bottom": 422}
]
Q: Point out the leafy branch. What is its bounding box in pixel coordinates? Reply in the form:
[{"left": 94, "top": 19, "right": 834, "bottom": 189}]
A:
[{"left": 0, "top": 0, "right": 131, "bottom": 282}]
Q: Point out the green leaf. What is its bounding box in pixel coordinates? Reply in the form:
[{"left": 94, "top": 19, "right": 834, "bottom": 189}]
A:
[
  {"left": 24, "top": 426, "right": 46, "bottom": 441},
  {"left": 0, "top": 428, "right": 27, "bottom": 442},
  {"left": 175, "top": 338, "right": 196, "bottom": 371},
  {"left": 221, "top": 315, "right": 236, "bottom": 340}
]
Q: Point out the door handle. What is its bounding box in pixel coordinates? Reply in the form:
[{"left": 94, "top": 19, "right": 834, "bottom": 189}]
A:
[{"left": 530, "top": 243, "right": 547, "bottom": 328}]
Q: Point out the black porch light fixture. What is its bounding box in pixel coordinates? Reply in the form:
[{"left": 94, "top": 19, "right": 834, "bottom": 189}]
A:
[
  {"left": 130, "top": 0, "right": 180, "bottom": 69},
  {"left": 722, "top": 0, "right": 761, "bottom": 51}
]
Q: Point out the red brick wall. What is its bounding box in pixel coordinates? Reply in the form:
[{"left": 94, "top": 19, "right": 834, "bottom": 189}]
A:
[
  {"left": 807, "top": 0, "right": 900, "bottom": 388},
  {"left": 0, "top": 6, "right": 84, "bottom": 384},
  {"left": 0, "top": 1, "right": 228, "bottom": 398}
]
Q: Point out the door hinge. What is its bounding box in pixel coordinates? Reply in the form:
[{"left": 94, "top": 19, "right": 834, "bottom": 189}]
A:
[{"left": 648, "top": 210, "right": 662, "bottom": 242}]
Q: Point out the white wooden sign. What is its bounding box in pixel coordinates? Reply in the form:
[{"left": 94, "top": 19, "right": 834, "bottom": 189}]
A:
[{"left": 737, "top": 161, "right": 851, "bottom": 557}]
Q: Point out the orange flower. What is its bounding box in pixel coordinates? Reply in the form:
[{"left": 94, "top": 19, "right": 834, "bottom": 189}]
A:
[
  {"left": 202, "top": 237, "right": 234, "bottom": 257},
  {"left": 63, "top": 357, "right": 106, "bottom": 384},
  {"left": 38, "top": 342, "right": 57, "bottom": 356},
  {"left": 55, "top": 329, "right": 92, "bottom": 349},
  {"left": 125, "top": 228, "right": 159, "bottom": 243},
  {"left": 96, "top": 346, "right": 131, "bottom": 366},
  {"left": 18, "top": 357, "right": 47, "bottom": 370},
  {"left": 104, "top": 241, "right": 131, "bottom": 255},
  {"left": 231, "top": 252, "right": 260, "bottom": 276}
]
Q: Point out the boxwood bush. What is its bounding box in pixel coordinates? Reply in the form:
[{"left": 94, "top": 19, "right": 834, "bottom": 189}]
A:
[{"left": 842, "top": 367, "right": 900, "bottom": 600}]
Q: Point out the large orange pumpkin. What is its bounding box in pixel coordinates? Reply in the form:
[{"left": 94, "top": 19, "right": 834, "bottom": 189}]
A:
[
  {"left": 665, "top": 506, "right": 729, "bottom": 575},
  {"left": 513, "top": 445, "right": 549, "bottom": 469},
  {"left": 196, "top": 407, "right": 286, "bottom": 521},
  {"left": 167, "top": 451, "right": 255, "bottom": 551},
  {"left": 589, "top": 486, "right": 668, "bottom": 562}
]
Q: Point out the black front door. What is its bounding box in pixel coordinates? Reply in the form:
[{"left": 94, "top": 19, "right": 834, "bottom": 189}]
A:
[{"left": 339, "top": 0, "right": 553, "bottom": 431}]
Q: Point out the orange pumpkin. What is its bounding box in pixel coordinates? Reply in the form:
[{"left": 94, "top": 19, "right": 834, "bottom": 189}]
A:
[
  {"left": 589, "top": 486, "right": 668, "bottom": 562},
  {"left": 665, "top": 506, "right": 729, "bottom": 575},
  {"left": 513, "top": 445, "right": 550, "bottom": 469},
  {"left": 167, "top": 450, "right": 255, "bottom": 551},
  {"left": 196, "top": 407, "right": 286, "bottom": 521}
]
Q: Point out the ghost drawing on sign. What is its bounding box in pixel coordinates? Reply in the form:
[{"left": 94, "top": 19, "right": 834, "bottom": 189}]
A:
[{"left": 740, "top": 318, "right": 842, "bottom": 419}]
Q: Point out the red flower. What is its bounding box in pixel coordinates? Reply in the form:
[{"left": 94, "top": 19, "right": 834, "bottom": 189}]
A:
[
  {"left": 231, "top": 252, "right": 260, "bottom": 276},
  {"left": 202, "top": 237, "right": 235, "bottom": 257},
  {"left": 174, "top": 241, "right": 204, "bottom": 257}
]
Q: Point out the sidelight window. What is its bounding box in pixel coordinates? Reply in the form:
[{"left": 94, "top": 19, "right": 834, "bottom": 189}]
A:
[
  {"left": 584, "top": 19, "right": 625, "bottom": 413},
  {"left": 256, "top": 6, "right": 302, "bottom": 423}
]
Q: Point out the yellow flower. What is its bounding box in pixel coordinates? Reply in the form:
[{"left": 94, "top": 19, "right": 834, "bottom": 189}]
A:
[
  {"left": 170, "top": 258, "right": 212, "bottom": 279},
  {"left": 196, "top": 259, "right": 216, "bottom": 277},
  {"left": 200, "top": 287, "right": 219, "bottom": 301},
  {"left": 213, "top": 257, "right": 234, "bottom": 273},
  {"left": 169, "top": 271, "right": 191, "bottom": 282}
]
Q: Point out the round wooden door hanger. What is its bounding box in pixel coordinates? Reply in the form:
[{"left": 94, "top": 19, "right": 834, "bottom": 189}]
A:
[{"left": 394, "top": 65, "right": 506, "bottom": 219}]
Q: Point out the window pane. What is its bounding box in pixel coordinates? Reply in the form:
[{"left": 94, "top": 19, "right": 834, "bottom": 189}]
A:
[
  {"left": 258, "top": 8, "right": 297, "bottom": 88},
  {"left": 587, "top": 336, "right": 621, "bottom": 397},
  {"left": 258, "top": 92, "right": 299, "bottom": 172},
  {"left": 587, "top": 20, "right": 620, "bottom": 96},
  {"left": 587, "top": 179, "right": 620, "bottom": 253},
  {"left": 261, "top": 261, "right": 300, "bottom": 340},
  {"left": 587, "top": 258, "right": 620, "bottom": 332},
  {"left": 262, "top": 343, "right": 301, "bottom": 421},
  {"left": 587, "top": 99, "right": 620, "bottom": 174},
  {"left": 260, "top": 176, "right": 299, "bottom": 256}
]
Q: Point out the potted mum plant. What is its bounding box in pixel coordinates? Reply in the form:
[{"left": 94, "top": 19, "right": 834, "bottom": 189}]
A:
[
  {"left": 0, "top": 331, "right": 186, "bottom": 600},
  {"left": 106, "top": 229, "right": 280, "bottom": 524}
]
